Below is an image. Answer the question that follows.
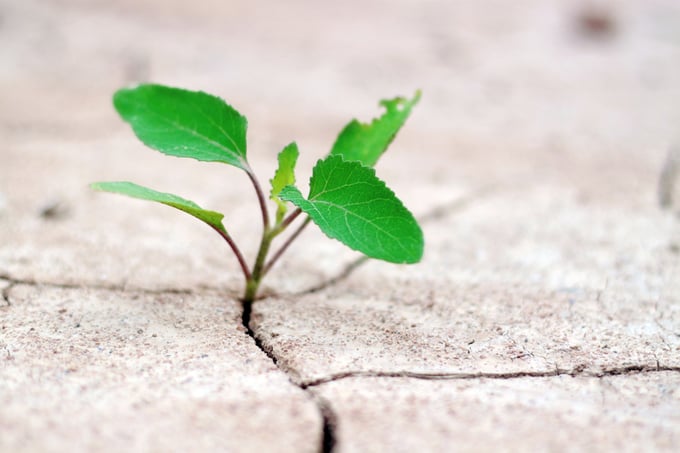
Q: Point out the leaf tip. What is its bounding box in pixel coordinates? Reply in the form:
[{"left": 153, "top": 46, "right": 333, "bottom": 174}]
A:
[
  {"left": 379, "top": 89, "right": 422, "bottom": 112},
  {"left": 90, "top": 181, "right": 110, "bottom": 192}
]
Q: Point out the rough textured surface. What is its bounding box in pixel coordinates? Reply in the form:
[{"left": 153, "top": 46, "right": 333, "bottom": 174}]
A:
[
  {"left": 252, "top": 184, "right": 680, "bottom": 383},
  {"left": 311, "top": 373, "right": 680, "bottom": 452},
  {"left": 1, "top": 0, "right": 680, "bottom": 451},
  {"left": 0, "top": 285, "right": 321, "bottom": 452}
]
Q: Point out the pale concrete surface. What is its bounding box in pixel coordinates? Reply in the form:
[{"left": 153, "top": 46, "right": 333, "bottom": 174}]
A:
[
  {"left": 1, "top": 0, "right": 680, "bottom": 451},
  {"left": 0, "top": 285, "right": 321, "bottom": 452},
  {"left": 311, "top": 373, "right": 680, "bottom": 452},
  {"left": 253, "top": 184, "right": 679, "bottom": 383}
]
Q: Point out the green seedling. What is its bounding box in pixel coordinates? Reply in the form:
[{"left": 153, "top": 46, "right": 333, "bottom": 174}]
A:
[{"left": 92, "top": 84, "right": 423, "bottom": 303}]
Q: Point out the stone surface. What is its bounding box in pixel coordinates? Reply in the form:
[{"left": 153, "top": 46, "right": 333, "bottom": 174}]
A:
[
  {"left": 0, "top": 133, "right": 266, "bottom": 292},
  {"left": 0, "top": 285, "right": 321, "bottom": 452},
  {"left": 1, "top": 0, "right": 680, "bottom": 451},
  {"left": 312, "top": 373, "right": 680, "bottom": 452},
  {"left": 252, "top": 183, "right": 680, "bottom": 383}
]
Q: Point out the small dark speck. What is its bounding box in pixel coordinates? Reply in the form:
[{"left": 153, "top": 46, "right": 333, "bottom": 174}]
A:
[
  {"left": 575, "top": 8, "right": 617, "bottom": 39},
  {"left": 573, "top": 363, "right": 588, "bottom": 373},
  {"left": 137, "top": 329, "right": 144, "bottom": 334},
  {"left": 200, "top": 354, "right": 208, "bottom": 359},
  {"left": 39, "top": 199, "right": 70, "bottom": 220},
  {"left": 74, "top": 323, "right": 80, "bottom": 328},
  {"left": 467, "top": 339, "right": 475, "bottom": 345}
]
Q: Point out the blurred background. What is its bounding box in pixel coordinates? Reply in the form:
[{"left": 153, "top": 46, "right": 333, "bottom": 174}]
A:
[
  {"left": 3, "top": 0, "right": 679, "bottom": 157},
  {"left": 1, "top": 0, "right": 679, "bottom": 288}
]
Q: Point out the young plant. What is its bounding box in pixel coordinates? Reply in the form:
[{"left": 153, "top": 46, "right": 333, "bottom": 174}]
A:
[{"left": 92, "top": 84, "right": 423, "bottom": 303}]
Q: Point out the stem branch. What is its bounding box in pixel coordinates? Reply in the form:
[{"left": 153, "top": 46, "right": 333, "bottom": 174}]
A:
[
  {"left": 263, "top": 217, "right": 311, "bottom": 276},
  {"left": 211, "top": 225, "right": 251, "bottom": 281},
  {"left": 279, "top": 207, "right": 302, "bottom": 231},
  {"left": 246, "top": 166, "right": 270, "bottom": 230},
  {"left": 240, "top": 166, "right": 309, "bottom": 302}
]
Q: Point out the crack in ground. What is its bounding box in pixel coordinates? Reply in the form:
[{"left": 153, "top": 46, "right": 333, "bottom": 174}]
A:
[
  {"left": 241, "top": 299, "right": 278, "bottom": 366},
  {"left": 299, "top": 365, "right": 680, "bottom": 388},
  {"left": 1, "top": 281, "right": 13, "bottom": 307},
  {"left": 318, "top": 398, "right": 337, "bottom": 453},
  {"left": 295, "top": 256, "right": 369, "bottom": 296},
  {"left": 5, "top": 183, "right": 668, "bottom": 450},
  {"left": 242, "top": 299, "right": 337, "bottom": 453},
  {"left": 0, "top": 185, "right": 499, "bottom": 303},
  {"left": 0, "top": 273, "right": 222, "bottom": 298},
  {"left": 0, "top": 187, "right": 498, "bottom": 452},
  {"left": 2, "top": 275, "right": 336, "bottom": 451}
]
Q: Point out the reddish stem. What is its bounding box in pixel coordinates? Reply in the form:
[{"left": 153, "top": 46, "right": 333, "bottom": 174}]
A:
[
  {"left": 245, "top": 166, "right": 270, "bottom": 230},
  {"left": 263, "top": 217, "right": 311, "bottom": 276},
  {"left": 210, "top": 225, "right": 252, "bottom": 281}
]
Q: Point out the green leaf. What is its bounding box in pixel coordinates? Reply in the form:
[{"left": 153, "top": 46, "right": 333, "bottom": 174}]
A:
[
  {"left": 91, "top": 181, "right": 227, "bottom": 232},
  {"left": 329, "top": 90, "right": 421, "bottom": 167},
  {"left": 270, "top": 142, "right": 300, "bottom": 223},
  {"left": 270, "top": 142, "right": 299, "bottom": 197},
  {"left": 280, "top": 156, "right": 423, "bottom": 263},
  {"left": 113, "top": 84, "right": 249, "bottom": 170}
]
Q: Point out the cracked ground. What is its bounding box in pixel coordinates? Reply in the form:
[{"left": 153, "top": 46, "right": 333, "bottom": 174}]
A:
[{"left": 1, "top": 0, "right": 680, "bottom": 451}]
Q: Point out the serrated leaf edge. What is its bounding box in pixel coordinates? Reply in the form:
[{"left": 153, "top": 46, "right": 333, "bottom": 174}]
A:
[{"left": 280, "top": 156, "right": 423, "bottom": 263}]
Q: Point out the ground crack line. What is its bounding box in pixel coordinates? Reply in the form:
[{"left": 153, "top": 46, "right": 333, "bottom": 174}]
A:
[
  {"left": 299, "top": 365, "right": 680, "bottom": 388},
  {"left": 1, "top": 185, "right": 499, "bottom": 302},
  {"left": 0, "top": 273, "right": 235, "bottom": 298},
  {"left": 0, "top": 274, "right": 126, "bottom": 294},
  {"left": 1, "top": 282, "right": 13, "bottom": 307},
  {"left": 241, "top": 299, "right": 336, "bottom": 453}
]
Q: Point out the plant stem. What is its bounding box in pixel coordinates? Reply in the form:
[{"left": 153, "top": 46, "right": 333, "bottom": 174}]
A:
[
  {"left": 242, "top": 211, "right": 310, "bottom": 302},
  {"left": 211, "top": 225, "right": 251, "bottom": 281},
  {"left": 245, "top": 166, "right": 270, "bottom": 230},
  {"left": 239, "top": 169, "right": 310, "bottom": 302},
  {"left": 279, "top": 207, "right": 302, "bottom": 230},
  {"left": 263, "top": 217, "right": 310, "bottom": 276},
  {"left": 240, "top": 164, "right": 274, "bottom": 302},
  {"left": 243, "top": 226, "right": 274, "bottom": 303}
]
